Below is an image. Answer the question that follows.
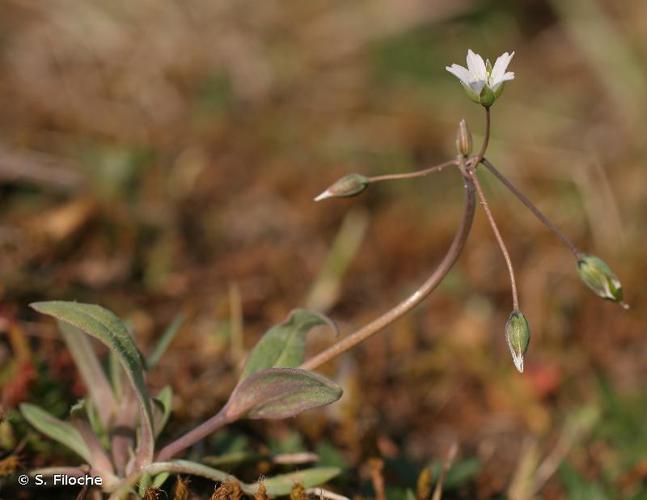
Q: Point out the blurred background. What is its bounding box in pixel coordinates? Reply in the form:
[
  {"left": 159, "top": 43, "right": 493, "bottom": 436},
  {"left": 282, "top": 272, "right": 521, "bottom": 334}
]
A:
[{"left": 0, "top": 0, "right": 645, "bottom": 498}]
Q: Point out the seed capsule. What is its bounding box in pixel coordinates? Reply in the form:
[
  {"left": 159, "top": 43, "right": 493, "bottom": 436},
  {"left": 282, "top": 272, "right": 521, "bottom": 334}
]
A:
[
  {"left": 314, "top": 173, "right": 369, "bottom": 201},
  {"left": 505, "top": 310, "right": 531, "bottom": 373},
  {"left": 576, "top": 254, "right": 627, "bottom": 308},
  {"left": 456, "top": 119, "right": 473, "bottom": 157}
]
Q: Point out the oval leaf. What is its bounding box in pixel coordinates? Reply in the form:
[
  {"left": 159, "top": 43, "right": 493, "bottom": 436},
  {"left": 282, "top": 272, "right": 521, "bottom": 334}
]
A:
[
  {"left": 30, "top": 301, "right": 155, "bottom": 466},
  {"left": 260, "top": 467, "right": 341, "bottom": 496},
  {"left": 20, "top": 403, "right": 91, "bottom": 463},
  {"left": 225, "top": 368, "right": 342, "bottom": 420},
  {"left": 240, "top": 309, "right": 336, "bottom": 380}
]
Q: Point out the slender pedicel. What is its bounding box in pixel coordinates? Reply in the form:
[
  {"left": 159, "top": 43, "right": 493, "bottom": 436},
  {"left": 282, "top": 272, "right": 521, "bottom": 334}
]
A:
[
  {"left": 480, "top": 158, "right": 581, "bottom": 258},
  {"left": 469, "top": 169, "right": 519, "bottom": 311},
  {"left": 314, "top": 160, "right": 459, "bottom": 202},
  {"left": 474, "top": 107, "right": 491, "bottom": 166},
  {"left": 367, "top": 159, "right": 458, "bottom": 183}
]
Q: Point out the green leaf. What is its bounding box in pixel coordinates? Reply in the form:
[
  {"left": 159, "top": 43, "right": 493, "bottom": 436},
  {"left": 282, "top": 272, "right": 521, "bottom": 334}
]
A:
[
  {"left": 225, "top": 368, "right": 342, "bottom": 420},
  {"left": 146, "top": 314, "right": 185, "bottom": 369},
  {"left": 20, "top": 403, "right": 91, "bottom": 463},
  {"left": 151, "top": 472, "right": 170, "bottom": 489},
  {"left": 240, "top": 309, "right": 336, "bottom": 380},
  {"left": 138, "top": 473, "right": 152, "bottom": 497},
  {"left": 30, "top": 301, "right": 155, "bottom": 466},
  {"left": 152, "top": 386, "right": 173, "bottom": 437},
  {"left": 109, "top": 349, "right": 125, "bottom": 400},
  {"left": 58, "top": 322, "right": 117, "bottom": 426},
  {"left": 202, "top": 451, "right": 260, "bottom": 467},
  {"left": 259, "top": 467, "right": 341, "bottom": 495},
  {"left": 141, "top": 461, "right": 339, "bottom": 496},
  {"left": 143, "top": 460, "right": 236, "bottom": 486}
]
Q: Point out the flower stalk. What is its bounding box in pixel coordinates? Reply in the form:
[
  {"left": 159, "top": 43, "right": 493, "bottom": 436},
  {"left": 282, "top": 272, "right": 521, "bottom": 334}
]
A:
[
  {"left": 480, "top": 158, "right": 582, "bottom": 258},
  {"left": 301, "top": 165, "right": 476, "bottom": 371},
  {"left": 468, "top": 169, "right": 519, "bottom": 311}
]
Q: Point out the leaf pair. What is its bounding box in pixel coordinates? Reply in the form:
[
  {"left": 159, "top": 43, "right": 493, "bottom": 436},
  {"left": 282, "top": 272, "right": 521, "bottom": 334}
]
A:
[{"left": 224, "top": 309, "right": 342, "bottom": 422}]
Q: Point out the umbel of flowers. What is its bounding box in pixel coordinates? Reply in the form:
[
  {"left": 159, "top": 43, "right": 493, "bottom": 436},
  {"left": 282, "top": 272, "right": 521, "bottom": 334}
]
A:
[{"left": 315, "top": 49, "right": 627, "bottom": 373}]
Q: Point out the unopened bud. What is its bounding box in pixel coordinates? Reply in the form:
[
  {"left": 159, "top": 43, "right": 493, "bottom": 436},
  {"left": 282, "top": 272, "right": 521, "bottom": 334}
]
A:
[
  {"left": 456, "top": 119, "right": 473, "bottom": 157},
  {"left": 576, "top": 254, "right": 627, "bottom": 308},
  {"left": 505, "top": 310, "right": 531, "bottom": 373},
  {"left": 314, "top": 173, "right": 369, "bottom": 202}
]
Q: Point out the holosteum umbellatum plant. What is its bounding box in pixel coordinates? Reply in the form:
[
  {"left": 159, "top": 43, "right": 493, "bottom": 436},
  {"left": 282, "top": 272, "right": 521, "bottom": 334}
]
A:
[{"left": 19, "top": 49, "right": 627, "bottom": 498}]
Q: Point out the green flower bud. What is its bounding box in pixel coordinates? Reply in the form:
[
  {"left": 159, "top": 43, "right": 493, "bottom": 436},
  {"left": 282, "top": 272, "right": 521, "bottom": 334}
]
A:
[
  {"left": 314, "top": 173, "right": 369, "bottom": 202},
  {"left": 576, "top": 254, "right": 627, "bottom": 308},
  {"left": 456, "top": 119, "right": 473, "bottom": 157},
  {"left": 505, "top": 310, "right": 531, "bottom": 373}
]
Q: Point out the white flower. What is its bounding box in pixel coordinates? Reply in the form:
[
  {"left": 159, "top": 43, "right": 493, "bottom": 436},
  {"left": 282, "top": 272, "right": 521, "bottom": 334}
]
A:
[{"left": 446, "top": 49, "right": 515, "bottom": 106}]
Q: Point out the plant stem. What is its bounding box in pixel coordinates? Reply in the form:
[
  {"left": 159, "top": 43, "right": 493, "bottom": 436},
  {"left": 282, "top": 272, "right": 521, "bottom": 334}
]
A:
[
  {"left": 469, "top": 170, "right": 519, "bottom": 311},
  {"left": 481, "top": 158, "right": 582, "bottom": 259},
  {"left": 368, "top": 160, "right": 458, "bottom": 183},
  {"left": 155, "top": 409, "right": 232, "bottom": 462},
  {"left": 474, "top": 107, "right": 491, "bottom": 165},
  {"left": 300, "top": 166, "right": 476, "bottom": 371}
]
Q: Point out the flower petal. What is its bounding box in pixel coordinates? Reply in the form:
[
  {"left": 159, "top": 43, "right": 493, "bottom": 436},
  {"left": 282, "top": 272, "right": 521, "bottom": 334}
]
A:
[
  {"left": 467, "top": 79, "right": 485, "bottom": 95},
  {"left": 490, "top": 51, "right": 515, "bottom": 86},
  {"left": 445, "top": 64, "right": 471, "bottom": 86},
  {"left": 491, "top": 71, "right": 515, "bottom": 91},
  {"left": 466, "top": 49, "right": 487, "bottom": 82}
]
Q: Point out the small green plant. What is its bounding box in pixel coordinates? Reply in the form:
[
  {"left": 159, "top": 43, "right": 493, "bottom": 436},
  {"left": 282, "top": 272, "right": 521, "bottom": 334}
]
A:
[
  {"left": 19, "top": 49, "right": 627, "bottom": 498},
  {"left": 21, "top": 303, "right": 342, "bottom": 498}
]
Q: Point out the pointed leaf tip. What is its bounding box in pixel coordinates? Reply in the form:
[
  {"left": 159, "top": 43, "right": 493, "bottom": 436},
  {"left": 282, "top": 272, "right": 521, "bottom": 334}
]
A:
[
  {"left": 225, "top": 368, "right": 342, "bottom": 421},
  {"left": 240, "top": 309, "right": 336, "bottom": 380},
  {"left": 29, "top": 300, "right": 155, "bottom": 466}
]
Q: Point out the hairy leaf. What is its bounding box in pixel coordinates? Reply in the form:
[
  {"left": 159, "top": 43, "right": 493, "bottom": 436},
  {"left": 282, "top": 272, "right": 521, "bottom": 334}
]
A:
[
  {"left": 59, "top": 322, "right": 117, "bottom": 426},
  {"left": 20, "top": 403, "right": 91, "bottom": 463},
  {"left": 30, "top": 301, "right": 155, "bottom": 466},
  {"left": 140, "top": 461, "right": 339, "bottom": 496},
  {"left": 225, "top": 368, "right": 342, "bottom": 420},
  {"left": 240, "top": 309, "right": 336, "bottom": 380},
  {"left": 260, "top": 467, "right": 341, "bottom": 495}
]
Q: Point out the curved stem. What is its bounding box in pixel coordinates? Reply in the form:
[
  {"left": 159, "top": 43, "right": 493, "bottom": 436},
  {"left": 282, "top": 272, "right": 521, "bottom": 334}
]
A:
[
  {"left": 469, "top": 170, "right": 519, "bottom": 311},
  {"left": 481, "top": 158, "right": 581, "bottom": 258},
  {"left": 300, "top": 168, "right": 476, "bottom": 371},
  {"left": 109, "top": 461, "right": 239, "bottom": 499},
  {"left": 368, "top": 160, "right": 458, "bottom": 183}
]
